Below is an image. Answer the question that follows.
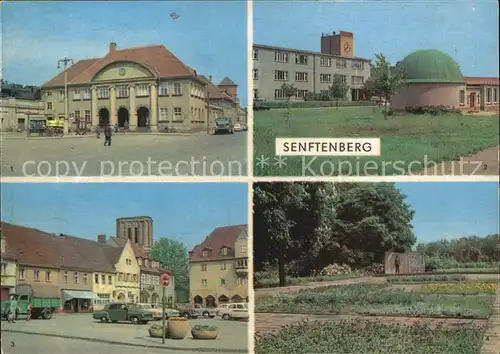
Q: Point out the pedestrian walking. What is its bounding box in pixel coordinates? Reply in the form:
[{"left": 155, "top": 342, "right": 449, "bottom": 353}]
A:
[
  {"left": 104, "top": 124, "right": 112, "bottom": 146},
  {"left": 394, "top": 255, "right": 401, "bottom": 274},
  {"left": 26, "top": 303, "right": 32, "bottom": 321},
  {"left": 7, "top": 295, "right": 17, "bottom": 323}
]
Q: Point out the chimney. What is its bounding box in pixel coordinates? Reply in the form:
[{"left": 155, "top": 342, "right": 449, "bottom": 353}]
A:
[
  {"left": 109, "top": 42, "right": 117, "bottom": 52},
  {"left": 97, "top": 234, "right": 107, "bottom": 244}
]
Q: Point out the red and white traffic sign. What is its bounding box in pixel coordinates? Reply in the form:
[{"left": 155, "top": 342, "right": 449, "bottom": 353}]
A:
[{"left": 160, "top": 273, "right": 171, "bottom": 288}]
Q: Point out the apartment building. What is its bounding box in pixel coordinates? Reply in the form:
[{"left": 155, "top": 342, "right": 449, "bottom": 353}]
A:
[
  {"left": 189, "top": 224, "right": 249, "bottom": 307},
  {"left": 41, "top": 42, "right": 243, "bottom": 133},
  {"left": 253, "top": 31, "right": 371, "bottom": 101}
]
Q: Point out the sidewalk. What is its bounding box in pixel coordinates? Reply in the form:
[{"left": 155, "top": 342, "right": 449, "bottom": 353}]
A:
[
  {"left": 480, "top": 283, "right": 500, "bottom": 354},
  {"left": 1, "top": 131, "right": 210, "bottom": 140}
]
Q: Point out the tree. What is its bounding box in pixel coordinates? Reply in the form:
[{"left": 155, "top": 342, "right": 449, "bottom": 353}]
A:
[
  {"left": 253, "top": 182, "right": 308, "bottom": 286},
  {"left": 329, "top": 74, "right": 349, "bottom": 109},
  {"left": 370, "top": 53, "right": 406, "bottom": 118},
  {"left": 281, "top": 83, "right": 297, "bottom": 126},
  {"left": 150, "top": 238, "right": 190, "bottom": 294}
]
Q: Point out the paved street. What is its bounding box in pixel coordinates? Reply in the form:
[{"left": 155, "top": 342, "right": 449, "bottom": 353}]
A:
[
  {"left": 1, "top": 132, "right": 247, "bottom": 177},
  {"left": 1, "top": 314, "right": 248, "bottom": 353},
  {"left": 1, "top": 332, "right": 225, "bottom": 354}
]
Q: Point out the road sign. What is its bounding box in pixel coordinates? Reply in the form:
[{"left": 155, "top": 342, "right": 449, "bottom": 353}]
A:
[{"left": 160, "top": 273, "right": 171, "bottom": 288}]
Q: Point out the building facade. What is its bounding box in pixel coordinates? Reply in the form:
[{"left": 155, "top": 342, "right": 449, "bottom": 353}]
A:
[
  {"left": 253, "top": 31, "right": 371, "bottom": 101},
  {"left": 391, "top": 49, "right": 499, "bottom": 112},
  {"left": 0, "top": 234, "right": 17, "bottom": 299},
  {"left": 0, "top": 97, "right": 45, "bottom": 131},
  {"left": 40, "top": 42, "right": 243, "bottom": 133},
  {"left": 189, "top": 225, "right": 249, "bottom": 307},
  {"left": 107, "top": 216, "right": 176, "bottom": 305},
  {"left": 103, "top": 242, "right": 141, "bottom": 302}
]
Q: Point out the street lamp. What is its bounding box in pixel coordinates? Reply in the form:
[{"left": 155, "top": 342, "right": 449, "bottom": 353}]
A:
[{"left": 57, "top": 57, "right": 74, "bottom": 135}]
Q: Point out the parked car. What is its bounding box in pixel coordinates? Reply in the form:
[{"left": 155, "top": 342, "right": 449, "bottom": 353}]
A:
[
  {"left": 193, "top": 304, "right": 217, "bottom": 319},
  {"left": 219, "top": 303, "right": 249, "bottom": 320},
  {"left": 175, "top": 303, "right": 199, "bottom": 319},
  {"left": 233, "top": 123, "right": 243, "bottom": 132},
  {"left": 215, "top": 303, "right": 231, "bottom": 317},
  {"left": 214, "top": 117, "right": 234, "bottom": 134},
  {"left": 92, "top": 302, "right": 153, "bottom": 324},
  {"left": 149, "top": 304, "right": 180, "bottom": 319}
]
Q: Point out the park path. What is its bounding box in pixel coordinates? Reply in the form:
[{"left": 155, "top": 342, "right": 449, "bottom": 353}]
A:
[
  {"left": 420, "top": 145, "right": 499, "bottom": 176},
  {"left": 480, "top": 284, "right": 500, "bottom": 354},
  {"left": 255, "top": 313, "right": 488, "bottom": 335},
  {"left": 254, "top": 276, "right": 384, "bottom": 297}
]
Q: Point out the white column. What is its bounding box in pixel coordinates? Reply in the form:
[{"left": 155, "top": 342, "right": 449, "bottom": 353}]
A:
[
  {"left": 129, "top": 85, "right": 137, "bottom": 130},
  {"left": 91, "top": 87, "right": 98, "bottom": 128},
  {"left": 110, "top": 86, "right": 116, "bottom": 125},
  {"left": 150, "top": 83, "right": 158, "bottom": 131}
]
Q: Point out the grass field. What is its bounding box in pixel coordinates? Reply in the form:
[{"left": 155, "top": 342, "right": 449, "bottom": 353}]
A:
[{"left": 253, "top": 106, "right": 500, "bottom": 176}]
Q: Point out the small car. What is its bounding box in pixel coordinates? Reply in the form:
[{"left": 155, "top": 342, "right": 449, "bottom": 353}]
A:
[
  {"left": 137, "top": 303, "right": 162, "bottom": 320},
  {"left": 233, "top": 123, "right": 243, "bottom": 132},
  {"left": 92, "top": 302, "right": 153, "bottom": 324},
  {"left": 214, "top": 117, "right": 234, "bottom": 134},
  {"left": 219, "top": 303, "right": 249, "bottom": 320},
  {"left": 150, "top": 304, "right": 180, "bottom": 319},
  {"left": 215, "top": 303, "right": 231, "bottom": 317}
]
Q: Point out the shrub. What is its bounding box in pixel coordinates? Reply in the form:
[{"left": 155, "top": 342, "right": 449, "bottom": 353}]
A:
[
  {"left": 320, "top": 263, "right": 353, "bottom": 276},
  {"left": 404, "top": 105, "right": 462, "bottom": 115},
  {"left": 421, "top": 282, "right": 497, "bottom": 295}
]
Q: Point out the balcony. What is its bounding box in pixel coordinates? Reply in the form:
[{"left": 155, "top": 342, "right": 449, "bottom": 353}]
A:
[{"left": 235, "top": 264, "right": 248, "bottom": 276}]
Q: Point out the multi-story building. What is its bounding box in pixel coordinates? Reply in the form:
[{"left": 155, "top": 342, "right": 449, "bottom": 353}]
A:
[
  {"left": 0, "top": 97, "right": 45, "bottom": 132},
  {"left": 189, "top": 224, "right": 249, "bottom": 307},
  {"left": 253, "top": 31, "right": 371, "bottom": 101},
  {"left": 0, "top": 231, "right": 18, "bottom": 299},
  {"left": 106, "top": 216, "right": 176, "bottom": 305},
  {"left": 40, "top": 42, "right": 242, "bottom": 133},
  {"left": 102, "top": 241, "right": 140, "bottom": 303}
]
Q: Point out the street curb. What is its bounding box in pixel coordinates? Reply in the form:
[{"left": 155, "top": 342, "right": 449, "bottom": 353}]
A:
[
  {"left": 1, "top": 329, "right": 247, "bottom": 353},
  {"left": 2, "top": 133, "right": 210, "bottom": 140}
]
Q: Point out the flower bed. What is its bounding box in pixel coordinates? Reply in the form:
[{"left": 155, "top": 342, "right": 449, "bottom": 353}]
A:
[
  {"left": 386, "top": 275, "right": 467, "bottom": 283},
  {"left": 191, "top": 324, "right": 218, "bottom": 340},
  {"left": 255, "top": 284, "right": 493, "bottom": 318},
  {"left": 255, "top": 320, "right": 483, "bottom": 354},
  {"left": 421, "top": 282, "right": 497, "bottom": 295}
]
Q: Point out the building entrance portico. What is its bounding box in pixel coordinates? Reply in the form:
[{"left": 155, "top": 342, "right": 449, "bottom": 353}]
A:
[
  {"left": 98, "top": 108, "right": 110, "bottom": 127},
  {"left": 117, "top": 107, "right": 129, "bottom": 127}
]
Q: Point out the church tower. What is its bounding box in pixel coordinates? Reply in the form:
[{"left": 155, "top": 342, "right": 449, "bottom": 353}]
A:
[{"left": 116, "top": 216, "right": 154, "bottom": 251}]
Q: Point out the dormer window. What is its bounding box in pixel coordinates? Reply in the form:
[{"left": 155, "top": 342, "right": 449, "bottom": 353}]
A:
[
  {"left": 220, "top": 247, "right": 229, "bottom": 256},
  {"left": 202, "top": 250, "right": 208, "bottom": 257}
]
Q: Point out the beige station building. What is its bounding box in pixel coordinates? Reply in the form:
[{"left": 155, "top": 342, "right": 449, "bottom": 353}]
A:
[
  {"left": 252, "top": 31, "right": 371, "bottom": 102},
  {"left": 39, "top": 42, "right": 245, "bottom": 132}
]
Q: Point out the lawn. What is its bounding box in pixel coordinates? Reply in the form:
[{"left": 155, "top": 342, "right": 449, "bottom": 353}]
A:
[
  {"left": 255, "top": 284, "right": 493, "bottom": 318},
  {"left": 253, "top": 106, "right": 500, "bottom": 176},
  {"left": 255, "top": 320, "right": 484, "bottom": 354}
]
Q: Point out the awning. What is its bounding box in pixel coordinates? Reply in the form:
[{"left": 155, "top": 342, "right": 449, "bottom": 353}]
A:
[{"left": 61, "top": 290, "right": 99, "bottom": 302}]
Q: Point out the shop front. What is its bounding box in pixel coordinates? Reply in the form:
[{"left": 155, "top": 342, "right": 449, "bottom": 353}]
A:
[{"left": 61, "top": 290, "right": 99, "bottom": 313}]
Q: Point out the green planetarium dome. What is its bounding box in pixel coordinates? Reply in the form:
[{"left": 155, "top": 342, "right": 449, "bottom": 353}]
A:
[{"left": 396, "top": 49, "right": 464, "bottom": 83}]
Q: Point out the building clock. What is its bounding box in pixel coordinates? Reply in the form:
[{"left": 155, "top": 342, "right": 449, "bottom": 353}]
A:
[
  {"left": 343, "top": 43, "right": 351, "bottom": 52},
  {"left": 119, "top": 67, "right": 126, "bottom": 76}
]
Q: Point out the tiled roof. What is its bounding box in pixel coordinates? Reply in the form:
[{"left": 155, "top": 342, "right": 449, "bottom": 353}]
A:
[
  {"left": 1, "top": 221, "right": 115, "bottom": 272},
  {"left": 253, "top": 43, "right": 372, "bottom": 62},
  {"left": 464, "top": 76, "right": 499, "bottom": 86},
  {"left": 190, "top": 224, "right": 247, "bottom": 262},
  {"left": 102, "top": 246, "right": 124, "bottom": 266},
  {"left": 43, "top": 45, "right": 198, "bottom": 88},
  {"left": 219, "top": 77, "right": 237, "bottom": 86},
  {"left": 109, "top": 236, "right": 148, "bottom": 258},
  {"left": 197, "top": 75, "right": 234, "bottom": 102}
]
